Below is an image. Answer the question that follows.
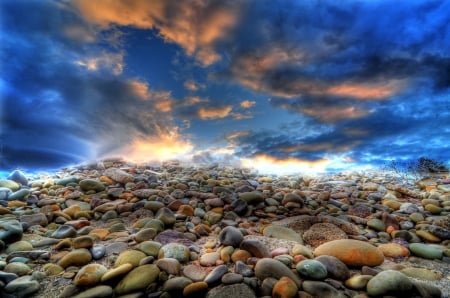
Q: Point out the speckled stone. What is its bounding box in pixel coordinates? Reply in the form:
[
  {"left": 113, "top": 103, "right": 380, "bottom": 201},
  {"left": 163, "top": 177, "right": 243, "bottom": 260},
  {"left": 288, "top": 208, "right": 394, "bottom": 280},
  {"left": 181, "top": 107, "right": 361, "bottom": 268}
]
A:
[
  {"left": 114, "top": 264, "right": 160, "bottom": 295},
  {"left": 73, "top": 264, "right": 107, "bottom": 286},
  {"left": 296, "top": 259, "right": 328, "bottom": 279}
]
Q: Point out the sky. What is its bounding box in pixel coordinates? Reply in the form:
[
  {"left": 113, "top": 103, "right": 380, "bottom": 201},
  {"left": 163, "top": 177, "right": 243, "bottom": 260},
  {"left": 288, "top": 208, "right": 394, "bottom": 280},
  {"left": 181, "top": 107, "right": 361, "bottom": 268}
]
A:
[{"left": 1, "top": 0, "right": 450, "bottom": 175}]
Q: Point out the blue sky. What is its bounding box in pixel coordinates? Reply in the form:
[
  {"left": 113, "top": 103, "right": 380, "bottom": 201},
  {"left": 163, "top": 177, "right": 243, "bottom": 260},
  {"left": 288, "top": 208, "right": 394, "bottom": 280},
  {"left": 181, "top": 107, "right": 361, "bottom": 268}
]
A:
[{"left": 1, "top": 0, "right": 449, "bottom": 174}]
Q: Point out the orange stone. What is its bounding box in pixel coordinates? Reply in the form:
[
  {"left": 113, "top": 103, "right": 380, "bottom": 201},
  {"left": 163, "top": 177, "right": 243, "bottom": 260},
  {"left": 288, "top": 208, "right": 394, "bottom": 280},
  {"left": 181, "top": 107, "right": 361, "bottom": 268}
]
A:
[
  {"left": 386, "top": 226, "right": 396, "bottom": 234},
  {"left": 314, "top": 239, "right": 384, "bottom": 267},
  {"left": 89, "top": 228, "right": 110, "bottom": 240},
  {"left": 272, "top": 276, "right": 298, "bottom": 298}
]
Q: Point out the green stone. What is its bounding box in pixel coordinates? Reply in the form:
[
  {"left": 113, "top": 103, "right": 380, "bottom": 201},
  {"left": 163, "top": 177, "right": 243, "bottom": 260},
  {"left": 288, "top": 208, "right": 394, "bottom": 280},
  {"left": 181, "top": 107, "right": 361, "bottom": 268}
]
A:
[{"left": 409, "top": 243, "right": 443, "bottom": 260}]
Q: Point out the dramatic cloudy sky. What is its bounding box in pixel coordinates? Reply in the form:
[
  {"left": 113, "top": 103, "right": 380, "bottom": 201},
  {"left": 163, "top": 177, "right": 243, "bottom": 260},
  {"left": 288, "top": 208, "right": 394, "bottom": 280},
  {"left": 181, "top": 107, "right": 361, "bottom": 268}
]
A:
[{"left": 1, "top": 0, "right": 449, "bottom": 174}]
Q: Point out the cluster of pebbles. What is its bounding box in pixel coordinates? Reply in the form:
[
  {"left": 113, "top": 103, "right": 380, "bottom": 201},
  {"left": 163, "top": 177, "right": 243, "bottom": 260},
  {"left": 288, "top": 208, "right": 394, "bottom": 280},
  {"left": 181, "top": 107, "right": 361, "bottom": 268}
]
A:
[{"left": 0, "top": 159, "right": 449, "bottom": 298}]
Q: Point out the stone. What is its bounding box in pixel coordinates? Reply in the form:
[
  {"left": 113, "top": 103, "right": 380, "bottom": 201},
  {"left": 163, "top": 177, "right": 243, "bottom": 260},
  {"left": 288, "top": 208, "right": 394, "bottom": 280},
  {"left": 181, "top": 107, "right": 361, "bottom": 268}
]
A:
[
  {"left": 0, "top": 187, "right": 12, "bottom": 200},
  {"left": 51, "top": 225, "right": 77, "bottom": 239},
  {"left": 254, "top": 258, "right": 302, "bottom": 288},
  {"left": 367, "top": 218, "right": 386, "bottom": 232},
  {"left": 115, "top": 250, "right": 147, "bottom": 268},
  {"left": 5, "top": 240, "right": 33, "bottom": 254},
  {"left": 0, "top": 218, "right": 23, "bottom": 244},
  {"left": 7, "top": 170, "right": 28, "bottom": 185},
  {"left": 240, "top": 238, "right": 271, "bottom": 258},
  {"left": 378, "top": 242, "right": 410, "bottom": 258},
  {"left": 158, "top": 243, "right": 190, "bottom": 262},
  {"left": 303, "top": 223, "right": 348, "bottom": 248},
  {"left": 114, "top": 264, "right": 160, "bottom": 295},
  {"left": 263, "top": 225, "right": 303, "bottom": 244},
  {"left": 90, "top": 244, "right": 106, "bottom": 260},
  {"left": 314, "top": 255, "right": 350, "bottom": 280},
  {"left": 3, "top": 275, "right": 40, "bottom": 298},
  {"left": 221, "top": 272, "right": 243, "bottom": 284},
  {"left": 8, "top": 189, "right": 30, "bottom": 201},
  {"left": 296, "top": 259, "right": 328, "bottom": 279},
  {"left": 155, "top": 258, "right": 181, "bottom": 275},
  {"left": 409, "top": 243, "right": 443, "bottom": 259},
  {"left": 101, "top": 263, "right": 133, "bottom": 282},
  {"left": 400, "top": 267, "right": 442, "bottom": 281},
  {"left": 314, "top": 239, "right": 384, "bottom": 266},
  {"left": 183, "top": 264, "right": 208, "bottom": 281},
  {"left": 366, "top": 270, "right": 413, "bottom": 296},
  {"left": 139, "top": 241, "right": 162, "bottom": 257},
  {"left": 73, "top": 263, "right": 107, "bottom": 286},
  {"left": 0, "top": 180, "right": 20, "bottom": 191},
  {"left": 272, "top": 276, "right": 298, "bottom": 298},
  {"left": 302, "top": 280, "right": 347, "bottom": 298},
  {"left": 204, "top": 264, "right": 228, "bottom": 285},
  {"left": 155, "top": 207, "right": 176, "bottom": 226},
  {"left": 20, "top": 213, "right": 48, "bottom": 229},
  {"left": 56, "top": 176, "right": 79, "bottom": 185},
  {"left": 104, "top": 168, "right": 134, "bottom": 183},
  {"left": 72, "top": 285, "right": 114, "bottom": 298},
  {"left": 4, "top": 262, "right": 31, "bottom": 276},
  {"left": 183, "top": 281, "right": 209, "bottom": 296},
  {"left": 292, "top": 244, "right": 314, "bottom": 258},
  {"left": 163, "top": 276, "right": 192, "bottom": 292},
  {"left": 412, "top": 280, "right": 442, "bottom": 298},
  {"left": 134, "top": 228, "right": 157, "bottom": 243},
  {"left": 205, "top": 283, "right": 256, "bottom": 298},
  {"left": 200, "top": 252, "right": 220, "bottom": 266},
  {"left": 57, "top": 248, "right": 92, "bottom": 268},
  {"left": 79, "top": 179, "right": 105, "bottom": 192},
  {"left": 344, "top": 274, "right": 373, "bottom": 290},
  {"left": 73, "top": 235, "right": 95, "bottom": 249},
  {"left": 42, "top": 263, "right": 64, "bottom": 276},
  {"left": 238, "top": 191, "right": 264, "bottom": 204},
  {"left": 219, "top": 226, "right": 244, "bottom": 247}
]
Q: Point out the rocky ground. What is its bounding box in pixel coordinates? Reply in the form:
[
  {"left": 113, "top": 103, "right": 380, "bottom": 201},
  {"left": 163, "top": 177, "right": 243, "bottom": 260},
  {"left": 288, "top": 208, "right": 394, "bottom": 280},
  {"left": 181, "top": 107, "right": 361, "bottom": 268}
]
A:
[{"left": 0, "top": 159, "right": 449, "bottom": 298}]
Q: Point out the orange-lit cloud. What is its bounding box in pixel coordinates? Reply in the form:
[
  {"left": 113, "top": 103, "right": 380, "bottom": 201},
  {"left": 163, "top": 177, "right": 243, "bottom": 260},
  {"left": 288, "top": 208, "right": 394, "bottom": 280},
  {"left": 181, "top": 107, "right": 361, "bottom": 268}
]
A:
[
  {"left": 184, "top": 80, "right": 205, "bottom": 92},
  {"left": 281, "top": 141, "right": 361, "bottom": 154},
  {"left": 75, "top": 51, "right": 124, "bottom": 75},
  {"left": 326, "top": 79, "right": 406, "bottom": 100},
  {"left": 73, "top": 0, "right": 241, "bottom": 65},
  {"left": 127, "top": 79, "right": 174, "bottom": 112},
  {"left": 240, "top": 154, "right": 330, "bottom": 174},
  {"left": 63, "top": 24, "right": 96, "bottom": 43},
  {"left": 225, "top": 130, "right": 250, "bottom": 141},
  {"left": 300, "top": 106, "right": 369, "bottom": 123},
  {"left": 119, "top": 133, "right": 193, "bottom": 163},
  {"left": 198, "top": 106, "right": 233, "bottom": 120},
  {"left": 240, "top": 100, "right": 256, "bottom": 108},
  {"left": 232, "top": 112, "right": 253, "bottom": 120}
]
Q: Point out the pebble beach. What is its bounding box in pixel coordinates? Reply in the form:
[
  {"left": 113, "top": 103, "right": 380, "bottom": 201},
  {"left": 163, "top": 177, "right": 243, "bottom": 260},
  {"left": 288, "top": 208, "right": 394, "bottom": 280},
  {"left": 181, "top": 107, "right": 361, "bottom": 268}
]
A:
[{"left": 0, "top": 159, "right": 449, "bottom": 298}]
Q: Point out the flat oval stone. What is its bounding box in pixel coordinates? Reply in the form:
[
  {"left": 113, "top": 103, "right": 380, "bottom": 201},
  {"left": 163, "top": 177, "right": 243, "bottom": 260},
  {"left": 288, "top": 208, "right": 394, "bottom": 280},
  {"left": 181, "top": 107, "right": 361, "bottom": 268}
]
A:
[
  {"left": 221, "top": 272, "right": 243, "bottom": 284},
  {"left": 183, "top": 281, "right": 209, "bottom": 296},
  {"left": 205, "top": 283, "right": 256, "bottom": 298},
  {"left": 58, "top": 248, "right": 92, "bottom": 268},
  {"left": 163, "top": 276, "right": 192, "bottom": 292},
  {"left": 138, "top": 241, "right": 162, "bottom": 257},
  {"left": 72, "top": 285, "right": 113, "bottom": 298},
  {"left": 114, "top": 264, "right": 160, "bottom": 295},
  {"left": 302, "top": 280, "right": 347, "bottom": 298},
  {"left": 314, "top": 255, "right": 350, "bottom": 280},
  {"left": 155, "top": 258, "right": 181, "bottom": 275},
  {"left": 51, "top": 225, "right": 77, "bottom": 239},
  {"left": 378, "top": 243, "right": 410, "bottom": 258},
  {"left": 240, "top": 239, "right": 270, "bottom": 258},
  {"left": 400, "top": 267, "right": 442, "bottom": 281},
  {"left": 314, "top": 239, "right": 384, "bottom": 266},
  {"left": 254, "top": 258, "right": 302, "bottom": 288},
  {"left": 134, "top": 228, "right": 157, "bottom": 243},
  {"left": 101, "top": 263, "right": 133, "bottom": 282},
  {"left": 73, "top": 263, "right": 107, "bottom": 286},
  {"left": 115, "top": 250, "right": 147, "bottom": 268},
  {"left": 296, "top": 259, "right": 327, "bottom": 279},
  {"left": 4, "top": 275, "right": 40, "bottom": 297},
  {"left": 183, "top": 264, "right": 208, "bottom": 281},
  {"left": 409, "top": 243, "right": 443, "bottom": 259},
  {"left": 158, "top": 243, "right": 190, "bottom": 263},
  {"left": 79, "top": 179, "right": 105, "bottom": 192},
  {"left": 366, "top": 270, "right": 412, "bottom": 296},
  {"left": 263, "top": 225, "right": 303, "bottom": 244},
  {"left": 204, "top": 264, "right": 228, "bottom": 285},
  {"left": 345, "top": 274, "right": 373, "bottom": 289}
]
